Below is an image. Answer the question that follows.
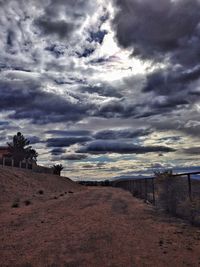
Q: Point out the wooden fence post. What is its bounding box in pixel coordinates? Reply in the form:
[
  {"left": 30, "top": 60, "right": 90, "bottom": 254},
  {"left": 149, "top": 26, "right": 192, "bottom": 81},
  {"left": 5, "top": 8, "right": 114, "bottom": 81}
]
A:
[
  {"left": 187, "top": 174, "right": 192, "bottom": 201},
  {"left": 2, "top": 157, "right": 5, "bottom": 167},
  {"left": 145, "top": 179, "right": 147, "bottom": 201},
  {"left": 152, "top": 178, "right": 155, "bottom": 205}
]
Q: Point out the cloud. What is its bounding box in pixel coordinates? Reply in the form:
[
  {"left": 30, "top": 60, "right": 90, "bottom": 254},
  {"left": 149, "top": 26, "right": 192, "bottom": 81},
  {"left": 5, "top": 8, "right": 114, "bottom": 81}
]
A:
[
  {"left": 27, "top": 136, "right": 42, "bottom": 144},
  {"left": 34, "top": 18, "right": 74, "bottom": 39},
  {"left": 77, "top": 140, "right": 175, "bottom": 154},
  {"left": 46, "top": 136, "right": 92, "bottom": 147},
  {"left": 95, "top": 99, "right": 136, "bottom": 118},
  {"left": 93, "top": 128, "right": 152, "bottom": 139},
  {"left": 182, "top": 147, "right": 200, "bottom": 155},
  {"left": 113, "top": 0, "right": 200, "bottom": 66},
  {"left": 0, "top": 0, "right": 199, "bottom": 181},
  {"left": 46, "top": 130, "right": 92, "bottom": 136},
  {"left": 61, "top": 154, "right": 87, "bottom": 160},
  {"left": 79, "top": 84, "right": 122, "bottom": 98},
  {"left": 89, "top": 29, "right": 108, "bottom": 44},
  {"left": 50, "top": 148, "right": 66, "bottom": 155},
  {"left": 0, "top": 74, "right": 91, "bottom": 124}
]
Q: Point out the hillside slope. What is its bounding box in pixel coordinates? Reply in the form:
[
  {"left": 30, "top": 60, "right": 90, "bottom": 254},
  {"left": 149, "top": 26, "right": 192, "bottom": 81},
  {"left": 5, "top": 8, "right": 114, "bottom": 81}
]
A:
[
  {"left": 0, "top": 166, "right": 82, "bottom": 212},
  {"left": 0, "top": 172, "right": 200, "bottom": 267}
]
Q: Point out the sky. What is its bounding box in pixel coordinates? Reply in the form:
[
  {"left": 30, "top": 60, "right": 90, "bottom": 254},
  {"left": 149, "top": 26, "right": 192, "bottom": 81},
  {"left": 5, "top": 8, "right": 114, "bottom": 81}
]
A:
[{"left": 0, "top": 0, "right": 200, "bottom": 181}]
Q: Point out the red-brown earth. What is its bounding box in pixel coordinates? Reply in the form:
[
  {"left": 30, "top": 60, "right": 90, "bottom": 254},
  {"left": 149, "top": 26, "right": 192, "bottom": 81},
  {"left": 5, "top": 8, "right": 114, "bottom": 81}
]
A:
[{"left": 0, "top": 167, "right": 200, "bottom": 267}]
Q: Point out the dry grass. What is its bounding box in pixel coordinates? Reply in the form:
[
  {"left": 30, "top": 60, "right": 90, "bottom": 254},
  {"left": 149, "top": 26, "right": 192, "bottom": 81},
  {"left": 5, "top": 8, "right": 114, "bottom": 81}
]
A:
[{"left": 0, "top": 169, "right": 200, "bottom": 266}]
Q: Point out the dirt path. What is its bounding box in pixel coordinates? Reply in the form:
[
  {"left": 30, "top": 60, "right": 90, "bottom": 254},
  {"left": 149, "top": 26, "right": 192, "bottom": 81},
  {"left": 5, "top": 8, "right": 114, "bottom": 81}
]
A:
[{"left": 0, "top": 187, "right": 200, "bottom": 267}]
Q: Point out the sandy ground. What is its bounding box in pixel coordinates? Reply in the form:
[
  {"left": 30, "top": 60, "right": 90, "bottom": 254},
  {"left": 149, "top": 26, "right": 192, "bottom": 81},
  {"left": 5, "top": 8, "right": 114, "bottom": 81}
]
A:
[{"left": 0, "top": 169, "right": 200, "bottom": 267}]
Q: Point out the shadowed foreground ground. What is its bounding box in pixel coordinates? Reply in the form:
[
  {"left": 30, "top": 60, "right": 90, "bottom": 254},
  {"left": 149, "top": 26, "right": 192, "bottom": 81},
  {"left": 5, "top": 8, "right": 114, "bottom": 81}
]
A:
[{"left": 1, "top": 185, "right": 200, "bottom": 267}]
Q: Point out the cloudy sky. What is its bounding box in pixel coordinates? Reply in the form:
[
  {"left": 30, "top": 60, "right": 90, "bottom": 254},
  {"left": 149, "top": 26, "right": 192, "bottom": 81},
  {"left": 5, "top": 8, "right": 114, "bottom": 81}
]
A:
[{"left": 0, "top": 0, "right": 200, "bottom": 180}]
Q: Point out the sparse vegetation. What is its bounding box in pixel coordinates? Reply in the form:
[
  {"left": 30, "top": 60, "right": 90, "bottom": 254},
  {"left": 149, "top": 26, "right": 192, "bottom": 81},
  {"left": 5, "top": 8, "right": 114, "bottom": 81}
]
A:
[
  {"left": 53, "top": 164, "right": 64, "bottom": 176},
  {"left": 12, "top": 198, "right": 20, "bottom": 208},
  {"left": 12, "top": 202, "right": 19, "bottom": 208},
  {"left": 24, "top": 200, "right": 31, "bottom": 206},
  {"left": 38, "top": 190, "right": 44, "bottom": 195}
]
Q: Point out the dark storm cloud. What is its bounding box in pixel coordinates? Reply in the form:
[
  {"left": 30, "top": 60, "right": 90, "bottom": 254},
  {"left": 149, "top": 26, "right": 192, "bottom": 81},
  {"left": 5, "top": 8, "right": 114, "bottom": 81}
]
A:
[
  {"left": 93, "top": 128, "right": 152, "bottom": 140},
  {"left": 27, "top": 136, "right": 41, "bottom": 144},
  {"left": 34, "top": 18, "right": 74, "bottom": 39},
  {"left": 139, "top": 66, "right": 200, "bottom": 118},
  {"left": 50, "top": 148, "right": 66, "bottom": 156},
  {"left": 0, "top": 75, "right": 92, "bottom": 124},
  {"left": 95, "top": 99, "right": 136, "bottom": 118},
  {"left": 150, "top": 117, "right": 200, "bottom": 138},
  {"left": 77, "top": 140, "right": 175, "bottom": 154},
  {"left": 46, "top": 130, "right": 92, "bottom": 136},
  {"left": 46, "top": 136, "right": 92, "bottom": 148},
  {"left": 45, "top": 44, "right": 65, "bottom": 58},
  {"left": 143, "top": 66, "right": 200, "bottom": 95},
  {"left": 33, "top": 0, "right": 97, "bottom": 40},
  {"left": 113, "top": 0, "right": 200, "bottom": 66},
  {"left": 61, "top": 154, "right": 87, "bottom": 160}
]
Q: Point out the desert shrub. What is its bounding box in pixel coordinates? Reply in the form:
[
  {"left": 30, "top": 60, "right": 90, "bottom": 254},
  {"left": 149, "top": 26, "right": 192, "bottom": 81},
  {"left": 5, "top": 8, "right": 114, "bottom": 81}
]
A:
[
  {"left": 155, "top": 170, "right": 186, "bottom": 215},
  {"left": 12, "top": 198, "right": 20, "bottom": 208},
  {"left": 53, "top": 164, "right": 63, "bottom": 175},
  {"left": 38, "top": 190, "right": 44, "bottom": 195},
  {"left": 24, "top": 200, "right": 31, "bottom": 206},
  {"left": 12, "top": 202, "right": 19, "bottom": 208}
]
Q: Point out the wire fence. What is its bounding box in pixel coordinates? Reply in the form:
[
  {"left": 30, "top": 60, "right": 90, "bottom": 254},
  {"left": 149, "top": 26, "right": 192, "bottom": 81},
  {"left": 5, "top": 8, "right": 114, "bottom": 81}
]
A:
[{"left": 113, "top": 172, "right": 200, "bottom": 224}]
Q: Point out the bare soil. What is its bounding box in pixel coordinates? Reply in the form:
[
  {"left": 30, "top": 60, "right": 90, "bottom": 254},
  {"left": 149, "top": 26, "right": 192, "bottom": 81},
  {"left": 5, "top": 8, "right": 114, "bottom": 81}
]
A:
[{"left": 0, "top": 168, "right": 200, "bottom": 267}]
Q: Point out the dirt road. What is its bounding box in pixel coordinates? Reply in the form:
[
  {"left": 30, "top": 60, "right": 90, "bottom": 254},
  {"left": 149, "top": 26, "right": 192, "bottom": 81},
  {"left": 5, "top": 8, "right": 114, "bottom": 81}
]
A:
[{"left": 0, "top": 187, "right": 200, "bottom": 267}]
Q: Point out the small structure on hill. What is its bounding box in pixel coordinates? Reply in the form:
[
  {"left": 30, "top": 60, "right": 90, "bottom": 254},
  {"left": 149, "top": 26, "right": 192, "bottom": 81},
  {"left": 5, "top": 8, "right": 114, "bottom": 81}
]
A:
[{"left": 0, "top": 146, "right": 10, "bottom": 159}]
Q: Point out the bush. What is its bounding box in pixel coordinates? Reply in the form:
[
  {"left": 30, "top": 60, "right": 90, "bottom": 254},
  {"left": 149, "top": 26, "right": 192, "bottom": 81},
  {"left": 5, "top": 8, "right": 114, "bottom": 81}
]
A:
[
  {"left": 12, "top": 202, "right": 19, "bottom": 208},
  {"left": 12, "top": 198, "right": 20, "bottom": 208},
  {"left": 53, "top": 164, "right": 64, "bottom": 176},
  {"left": 38, "top": 190, "right": 44, "bottom": 195},
  {"left": 24, "top": 200, "right": 31, "bottom": 206}
]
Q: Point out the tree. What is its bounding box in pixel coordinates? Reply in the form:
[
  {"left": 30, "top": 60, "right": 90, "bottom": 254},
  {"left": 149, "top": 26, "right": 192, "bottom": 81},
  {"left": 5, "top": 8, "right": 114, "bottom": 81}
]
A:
[
  {"left": 53, "top": 164, "right": 64, "bottom": 176},
  {"left": 7, "top": 132, "right": 38, "bottom": 164}
]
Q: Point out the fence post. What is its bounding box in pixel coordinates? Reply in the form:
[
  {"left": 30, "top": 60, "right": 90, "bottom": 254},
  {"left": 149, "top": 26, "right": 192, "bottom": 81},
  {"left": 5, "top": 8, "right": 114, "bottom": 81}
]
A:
[
  {"left": 131, "top": 180, "right": 134, "bottom": 194},
  {"left": 187, "top": 174, "right": 192, "bottom": 201},
  {"left": 11, "top": 159, "right": 14, "bottom": 167},
  {"left": 145, "top": 179, "right": 147, "bottom": 201},
  {"left": 152, "top": 178, "right": 155, "bottom": 205},
  {"left": 3, "top": 157, "right": 5, "bottom": 167}
]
